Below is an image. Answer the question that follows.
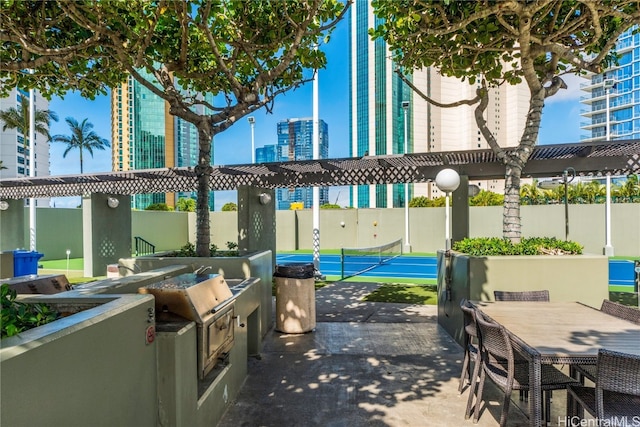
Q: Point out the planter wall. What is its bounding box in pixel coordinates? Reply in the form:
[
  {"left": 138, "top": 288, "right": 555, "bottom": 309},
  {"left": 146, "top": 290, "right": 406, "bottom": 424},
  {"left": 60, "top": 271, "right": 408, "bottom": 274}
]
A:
[
  {"left": 1, "top": 294, "right": 158, "bottom": 427},
  {"left": 1, "top": 272, "right": 266, "bottom": 427},
  {"left": 436, "top": 251, "right": 609, "bottom": 346}
]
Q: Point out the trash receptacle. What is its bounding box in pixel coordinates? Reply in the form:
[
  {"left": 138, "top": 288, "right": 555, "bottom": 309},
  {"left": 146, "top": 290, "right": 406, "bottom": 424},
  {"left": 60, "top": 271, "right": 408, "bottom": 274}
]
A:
[
  {"left": 12, "top": 250, "right": 44, "bottom": 277},
  {"left": 274, "top": 263, "right": 316, "bottom": 333}
]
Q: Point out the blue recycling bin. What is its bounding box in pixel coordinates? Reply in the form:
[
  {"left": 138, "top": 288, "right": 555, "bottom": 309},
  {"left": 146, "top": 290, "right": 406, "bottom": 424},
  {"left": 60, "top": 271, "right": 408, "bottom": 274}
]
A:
[{"left": 12, "top": 250, "right": 44, "bottom": 277}]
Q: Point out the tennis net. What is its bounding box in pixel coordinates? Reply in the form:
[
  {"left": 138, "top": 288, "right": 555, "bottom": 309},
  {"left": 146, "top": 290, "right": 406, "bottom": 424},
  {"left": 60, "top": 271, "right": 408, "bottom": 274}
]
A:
[{"left": 340, "top": 238, "right": 403, "bottom": 279}]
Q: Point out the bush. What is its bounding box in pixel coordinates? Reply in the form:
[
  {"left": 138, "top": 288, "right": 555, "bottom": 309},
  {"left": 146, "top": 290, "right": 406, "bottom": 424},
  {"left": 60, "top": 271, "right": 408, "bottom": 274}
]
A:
[
  {"left": 452, "top": 237, "right": 583, "bottom": 256},
  {"left": 221, "top": 202, "right": 237, "bottom": 211},
  {"left": 145, "top": 203, "right": 172, "bottom": 211},
  {"left": 172, "top": 241, "right": 239, "bottom": 257},
  {"left": 1, "top": 284, "right": 60, "bottom": 339}
]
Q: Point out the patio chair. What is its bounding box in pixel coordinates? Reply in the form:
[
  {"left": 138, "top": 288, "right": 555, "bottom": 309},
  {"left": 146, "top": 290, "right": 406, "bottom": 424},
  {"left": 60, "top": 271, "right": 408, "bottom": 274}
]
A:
[
  {"left": 566, "top": 349, "right": 640, "bottom": 425},
  {"left": 573, "top": 300, "right": 640, "bottom": 384},
  {"left": 601, "top": 299, "right": 640, "bottom": 324},
  {"left": 458, "top": 299, "right": 479, "bottom": 395},
  {"left": 471, "top": 312, "right": 580, "bottom": 427},
  {"left": 493, "top": 290, "right": 550, "bottom": 302}
]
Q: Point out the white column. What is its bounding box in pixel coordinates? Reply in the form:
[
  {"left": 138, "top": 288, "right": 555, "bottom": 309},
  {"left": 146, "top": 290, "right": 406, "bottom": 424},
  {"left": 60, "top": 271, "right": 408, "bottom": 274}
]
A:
[
  {"left": 604, "top": 83, "right": 614, "bottom": 256},
  {"left": 604, "top": 174, "right": 614, "bottom": 256},
  {"left": 312, "top": 57, "right": 321, "bottom": 276},
  {"left": 29, "top": 85, "right": 36, "bottom": 251},
  {"left": 403, "top": 106, "right": 411, "bottom": 253}
]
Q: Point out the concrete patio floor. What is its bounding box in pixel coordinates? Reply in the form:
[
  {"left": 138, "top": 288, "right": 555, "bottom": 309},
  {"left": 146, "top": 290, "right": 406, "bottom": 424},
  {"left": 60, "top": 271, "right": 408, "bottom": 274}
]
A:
[{"left": 218, "top": 282, "right": 580, "bottom": 427}]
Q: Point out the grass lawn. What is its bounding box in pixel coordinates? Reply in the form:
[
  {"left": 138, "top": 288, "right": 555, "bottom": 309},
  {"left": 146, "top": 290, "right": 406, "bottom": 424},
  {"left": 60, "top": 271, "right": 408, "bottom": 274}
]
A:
[
  {"left": 363, "top": 283, "right": 438, "bottom": 305},
  {"left": 40, "top": 258, "right": 83, "bottom": 270}
]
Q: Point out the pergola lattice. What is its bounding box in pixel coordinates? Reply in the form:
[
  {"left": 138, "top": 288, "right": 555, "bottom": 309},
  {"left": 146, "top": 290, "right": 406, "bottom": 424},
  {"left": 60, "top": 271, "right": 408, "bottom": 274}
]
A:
[{"left": 1, "top": 140, "right": 639, "bottom": 199}]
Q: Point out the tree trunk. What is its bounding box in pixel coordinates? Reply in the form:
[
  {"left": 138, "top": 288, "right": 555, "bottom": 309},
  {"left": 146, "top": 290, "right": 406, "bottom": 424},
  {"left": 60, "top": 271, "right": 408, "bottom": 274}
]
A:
[
  {"left": 502, "top": 87, "right": 546, "bottom": 242},
  {"left": 195, "top": 124, "right": 214, "bottom": 257}
]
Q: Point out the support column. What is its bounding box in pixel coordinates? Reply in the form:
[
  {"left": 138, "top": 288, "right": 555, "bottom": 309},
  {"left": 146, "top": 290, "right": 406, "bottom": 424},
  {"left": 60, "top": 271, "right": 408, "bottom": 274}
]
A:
[
  {"left": 451, "top": 175, "right": 470, "bottom": 245},
  {"left": 0, "top": 199, "right": 26, "bottom": 251},
  {"left": 237, "top": 186, "right": 276, "bottom": 268},
  {"left": 83, "top": 194, "right": 132, "bottom": 277}
]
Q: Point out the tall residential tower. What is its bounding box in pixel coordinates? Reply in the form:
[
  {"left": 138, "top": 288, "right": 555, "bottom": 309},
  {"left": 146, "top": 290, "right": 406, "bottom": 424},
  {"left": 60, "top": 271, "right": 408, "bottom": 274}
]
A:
[
  {"left": 259, "top": 118, "right": 329, "bottom": 209},
  {"left": 111, "top": 71, "right": 212, "bottom": 210},
  {"left": 349, "top": 2, "right": 530, "bottom": 207},
  {"left": 580, "top": 25, "right": 639, "bottom": 142}
]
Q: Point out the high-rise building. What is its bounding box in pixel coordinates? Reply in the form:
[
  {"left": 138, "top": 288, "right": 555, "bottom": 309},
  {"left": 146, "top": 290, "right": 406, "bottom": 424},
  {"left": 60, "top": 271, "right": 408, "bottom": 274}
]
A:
[
  {"left": 259, "top": 118, "right": 329, "bottom": 210},
  {"left": 111, "top": 71, "right": 213, "bottom": 210},
  {"left": 256, "top": 145, "right": 277, "bottom": 163},
  {"left": 349, "top": 2, "right": 530, "bottom": 207},
  {"left": 580, "top": 25, "right": 639, "bottom": 142},
  {"left": 0, "top": 87, "right": 51, "bottom": 206}
]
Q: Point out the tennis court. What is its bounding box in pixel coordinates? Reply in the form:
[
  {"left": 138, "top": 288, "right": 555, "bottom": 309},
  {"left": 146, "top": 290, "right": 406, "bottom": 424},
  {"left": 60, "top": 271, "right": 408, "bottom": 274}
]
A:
[
  {"left": 275, "top": 253, "right": 437, "bottom": 282},
  {"left": 275, "top": 253, "right": 638, "bottom": 290}
]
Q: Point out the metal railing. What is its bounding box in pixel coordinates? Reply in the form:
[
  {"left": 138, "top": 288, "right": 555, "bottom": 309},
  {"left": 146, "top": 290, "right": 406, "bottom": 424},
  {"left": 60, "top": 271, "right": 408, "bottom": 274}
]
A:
[{"left": 134, "top": 236, "right": 156, "bottom": 256}]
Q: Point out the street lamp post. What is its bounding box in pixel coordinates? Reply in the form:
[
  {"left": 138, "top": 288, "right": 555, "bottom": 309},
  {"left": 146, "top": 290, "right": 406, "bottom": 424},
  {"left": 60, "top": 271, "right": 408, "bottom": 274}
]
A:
[
  {"left": 603, "top": 78, "right": 615, "bottom": 256},
  {"left": 562, "top": 167, "right": 576, "bottom": 241},
  {"left": 248, "top": 116, "right": 255, "bottom": 164},
  {"left": 435, "top": 168, "right": 460, "bottom": 250},
  {"left": 538, "top": 167, "right": 575, "bottom": 241},
  {"left": 402, "top": 100, "right": 411, "bottom": 253}
]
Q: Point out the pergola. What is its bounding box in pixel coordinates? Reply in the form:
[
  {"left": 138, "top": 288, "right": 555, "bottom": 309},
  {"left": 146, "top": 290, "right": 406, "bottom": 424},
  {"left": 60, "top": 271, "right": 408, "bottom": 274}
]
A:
[{"left": 1, "top": 140, "right": 639, "bottom": 199}]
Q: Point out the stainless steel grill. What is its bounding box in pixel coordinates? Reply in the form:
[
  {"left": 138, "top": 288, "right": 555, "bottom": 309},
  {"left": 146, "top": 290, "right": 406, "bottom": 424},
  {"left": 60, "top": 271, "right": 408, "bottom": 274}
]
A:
[{"left": 139, "top": 273, "right": 235, "bottom": 379}]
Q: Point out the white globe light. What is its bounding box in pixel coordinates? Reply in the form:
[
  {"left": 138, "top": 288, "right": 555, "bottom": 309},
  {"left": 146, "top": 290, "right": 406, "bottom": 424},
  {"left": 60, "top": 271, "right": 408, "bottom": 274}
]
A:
[
  {"left": 435, "top": 169, "right": 460, "bottom": 193},
  {"left": 107, "top": 196, "right": 120, "bottom": 209}
]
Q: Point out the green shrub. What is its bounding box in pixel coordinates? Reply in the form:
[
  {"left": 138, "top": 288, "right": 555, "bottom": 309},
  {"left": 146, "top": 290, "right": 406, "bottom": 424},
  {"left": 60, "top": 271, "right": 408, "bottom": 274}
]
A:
[
  {"left": 452, "top": 237, "right": 583, "bottom": 256},
  {"left": 1, "top": 284, "right": 60, "bottom": 339},
  {"left": 172, "top": 241, "right": 240, "bottom": 257},
  {"left": 145, "top": 203, "right": 172, "bottom": 211},
  {"left": 221, "top": 202, "right": 237, "bottom": 211}
]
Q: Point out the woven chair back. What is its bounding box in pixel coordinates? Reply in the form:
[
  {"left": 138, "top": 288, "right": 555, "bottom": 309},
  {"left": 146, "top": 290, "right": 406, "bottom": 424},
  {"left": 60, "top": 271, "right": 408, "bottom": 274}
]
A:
[
  {"left": 600, "top": 300, "right": 640, "bottom": 325},
  {"left": 596, "top": 349, "right": 640, "bottom": 396},
  {"left": 460, "top": 299, "right": 478, "bottom": 339},
  {"left": 475, "top": 312, "right": 514, "bottom": 365},
  {"left": 494, "top": 290, "right": 550, "bottom": 302}
]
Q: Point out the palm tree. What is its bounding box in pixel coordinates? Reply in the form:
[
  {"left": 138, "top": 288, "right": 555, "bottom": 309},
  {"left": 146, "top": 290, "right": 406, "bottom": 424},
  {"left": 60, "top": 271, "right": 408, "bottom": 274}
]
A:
[
  {"left": 51, "top": 117, "right": 110, "bottom": 173},
  {"left": 0, "top": 160, "right": 6, "bottom": 170},
  {"left": 520, "top": 180, "right": 546, "bottom": 205},
  {"left": 0, "top": 93, "right": 58, "bottom": 175}
]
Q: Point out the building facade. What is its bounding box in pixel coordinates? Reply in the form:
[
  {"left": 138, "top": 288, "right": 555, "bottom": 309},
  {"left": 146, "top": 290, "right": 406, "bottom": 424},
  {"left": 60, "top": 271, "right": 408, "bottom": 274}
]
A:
[
  {"left": 0, "top": 87, "right": 51, "bottom": 206},
  {"left": 580, "top": 25, "right": 639, "bottom": 143},
  {"left": 259, "top": 118, "right": 329, "bottom": 210},
  {"left": 349, "top": 2, "right": 530, "bottom": 207},
  {"left": 111, "top": 71, "right": 213, "bottom": 210}
]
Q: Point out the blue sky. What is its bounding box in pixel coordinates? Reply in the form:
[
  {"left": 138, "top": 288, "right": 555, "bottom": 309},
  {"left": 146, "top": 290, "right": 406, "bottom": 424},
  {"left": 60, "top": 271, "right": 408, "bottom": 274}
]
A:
[{"left": 47, "top": 17, "right": 585, "bottom": 209}]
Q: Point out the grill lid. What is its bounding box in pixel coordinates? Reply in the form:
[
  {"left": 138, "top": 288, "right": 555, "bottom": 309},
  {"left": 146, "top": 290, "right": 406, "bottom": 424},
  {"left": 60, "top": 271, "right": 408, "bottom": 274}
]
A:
[{"left": 138, "top": 273, "right": 233, "bottom": 322}]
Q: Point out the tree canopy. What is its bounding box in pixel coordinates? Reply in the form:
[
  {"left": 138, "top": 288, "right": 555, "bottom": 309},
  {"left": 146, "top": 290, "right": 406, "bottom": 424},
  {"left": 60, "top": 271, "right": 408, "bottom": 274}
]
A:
[
  {"left": 1, "top": 0, "right": 347, "bottom": 255},
  {"left": 372, "top": 0, "right": 640, "bottom": 241}
]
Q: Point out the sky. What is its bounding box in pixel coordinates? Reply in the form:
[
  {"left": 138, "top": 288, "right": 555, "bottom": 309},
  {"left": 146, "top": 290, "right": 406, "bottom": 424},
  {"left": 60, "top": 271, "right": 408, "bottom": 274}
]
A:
[{"left": 46, "top": 16, "right": 586, "bottom": 209}]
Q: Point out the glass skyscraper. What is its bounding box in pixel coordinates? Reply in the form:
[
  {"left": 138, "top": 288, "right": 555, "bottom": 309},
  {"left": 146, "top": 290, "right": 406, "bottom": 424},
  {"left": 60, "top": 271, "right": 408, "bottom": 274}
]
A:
[
  {"left": 580, "top": 25, "right": 639, "bottom": 142},
  {"left": 349, "top": 2, "right": 530, "bottom": 206},
  {"left": 112, "top": 71, "right": 213, "bottom": 210},
  {"left": 349, "top": 3, "right": 413, "bottom": 208},
  {"left": 259, "top": 118, "right": 329, "bottom": 210}
]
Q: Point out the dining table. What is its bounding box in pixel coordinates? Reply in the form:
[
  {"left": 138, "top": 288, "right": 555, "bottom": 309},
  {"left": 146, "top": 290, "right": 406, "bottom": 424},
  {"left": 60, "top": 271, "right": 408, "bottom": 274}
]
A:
[{"left": 471, "top": 301, "right": 640, "bottom": 427}]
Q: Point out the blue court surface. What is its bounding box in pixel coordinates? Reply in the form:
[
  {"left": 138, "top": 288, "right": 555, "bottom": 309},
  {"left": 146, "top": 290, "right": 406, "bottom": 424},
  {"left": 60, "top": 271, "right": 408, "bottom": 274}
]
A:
[{"left": 276, "top": 253, "right": 637, "bottom": 288}]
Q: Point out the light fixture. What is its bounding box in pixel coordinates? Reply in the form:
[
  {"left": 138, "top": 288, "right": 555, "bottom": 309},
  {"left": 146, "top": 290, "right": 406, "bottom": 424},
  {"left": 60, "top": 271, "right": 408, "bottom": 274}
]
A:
[
  {"left": 435, "top": 168, "right": 461, "bottom": 250},
  {"left": 259, "top": 193, "right": 271, "bottom": 205},
  {"left": 107, "top": 196, "right": 120, "bottom": 209},
  {"left": 0, "top": 200, "right": 8, "bottom": 211},
  {"left": 340, "top": 221, "right": 345, "bottom": 228},
  {"left": 248, "top": 116, "right": 256, "bottom": 164}
]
